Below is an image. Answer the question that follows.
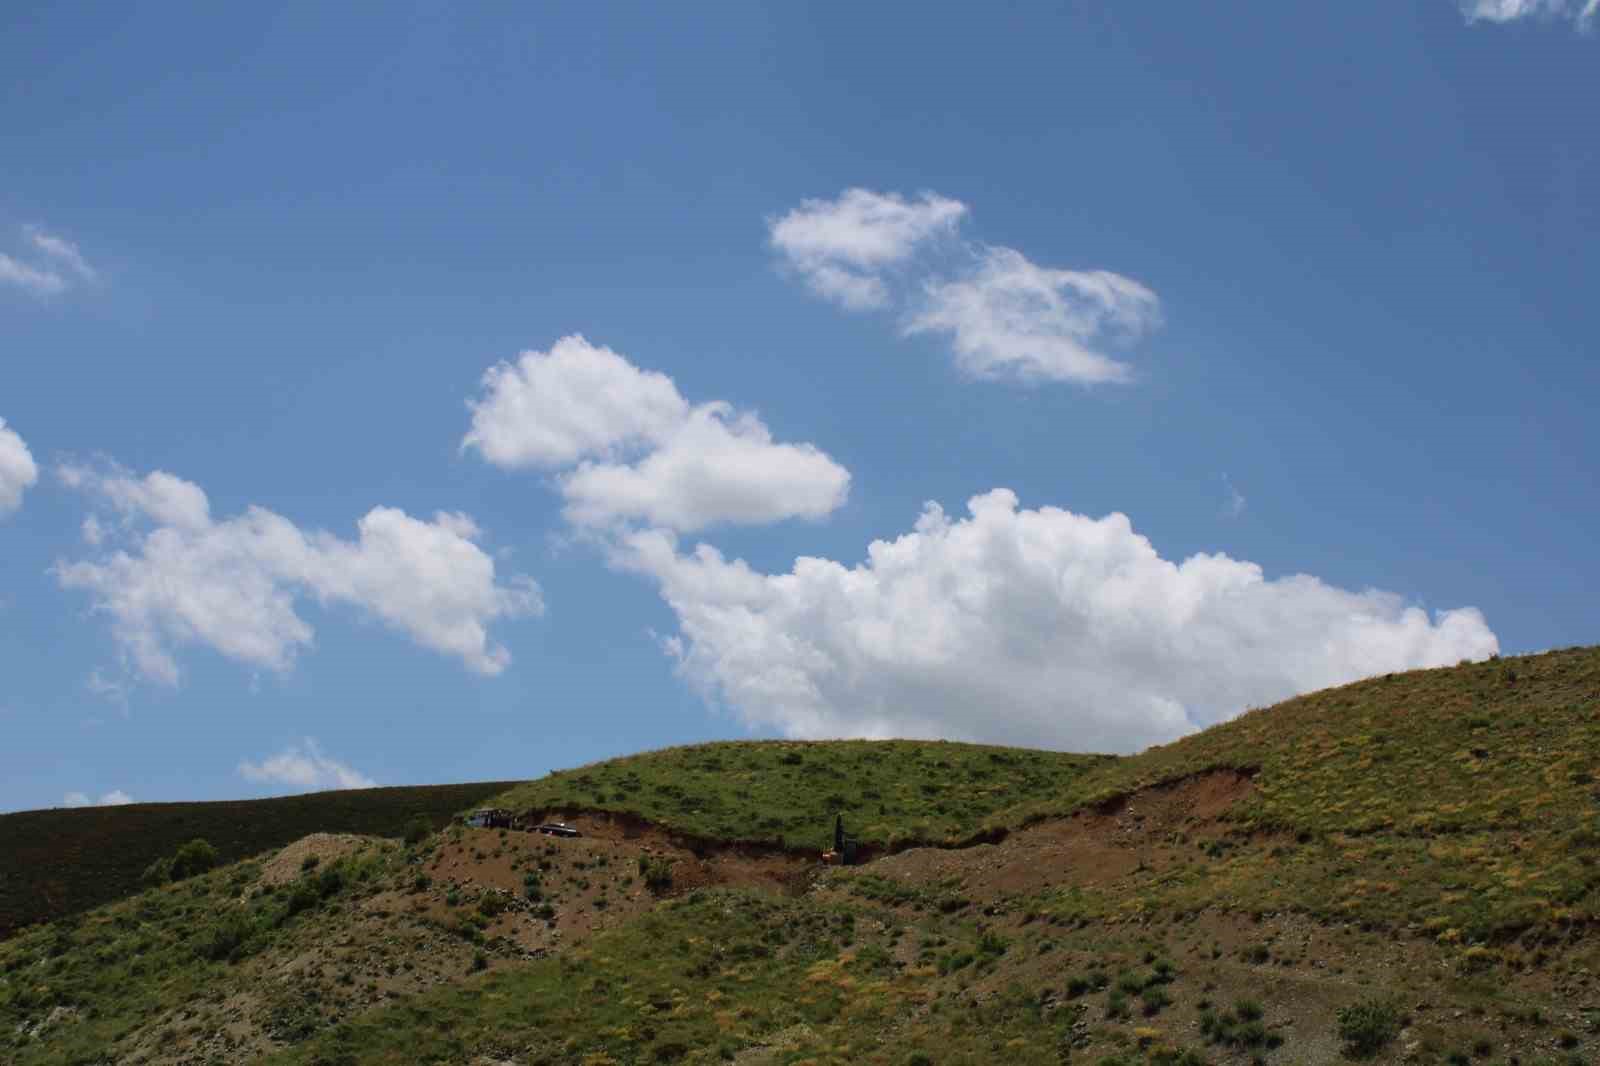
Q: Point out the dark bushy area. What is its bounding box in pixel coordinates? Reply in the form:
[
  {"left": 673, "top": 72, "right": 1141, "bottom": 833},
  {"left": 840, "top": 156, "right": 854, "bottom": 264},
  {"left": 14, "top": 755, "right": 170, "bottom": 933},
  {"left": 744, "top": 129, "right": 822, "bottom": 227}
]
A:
[{"left": 0, "top": 782, "right": 518, "bottom": 938}]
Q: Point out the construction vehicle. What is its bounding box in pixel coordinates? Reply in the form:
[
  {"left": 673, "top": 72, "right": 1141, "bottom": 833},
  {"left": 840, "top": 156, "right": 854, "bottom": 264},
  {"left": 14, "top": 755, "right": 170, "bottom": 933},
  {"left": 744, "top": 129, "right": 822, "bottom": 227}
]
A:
[
  {"left": 820, "top": 813, "right": 857, "bottom": 865},
  {"left": 464, "top": 808, "right": 513, "bottom": 829}
]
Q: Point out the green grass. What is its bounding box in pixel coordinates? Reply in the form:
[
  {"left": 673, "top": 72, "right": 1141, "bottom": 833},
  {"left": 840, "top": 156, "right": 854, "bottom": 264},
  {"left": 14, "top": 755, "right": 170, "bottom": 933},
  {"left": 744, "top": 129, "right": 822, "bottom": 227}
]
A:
[
  {"left": 264, "top": 888, "right": 1103, "bottom": 1066},
  {"left": 1008, "top": 647, "right": 1600, "bottom": 940},
  {"left": 0, "top": 840, "right": 407, "bottom": 1063},
  {"left": 491, "top": 739, "right": 1113, "bottom": 850},
  {"left": 0, "top": 781, "right": 519, "bottom": 938}
]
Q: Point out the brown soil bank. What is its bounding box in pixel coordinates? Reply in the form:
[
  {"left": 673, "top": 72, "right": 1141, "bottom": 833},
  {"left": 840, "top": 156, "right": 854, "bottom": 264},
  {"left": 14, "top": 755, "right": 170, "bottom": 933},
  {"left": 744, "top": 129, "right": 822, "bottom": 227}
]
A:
[{"left": 843, "top": 768, "right": 1256, "bottom": 903}]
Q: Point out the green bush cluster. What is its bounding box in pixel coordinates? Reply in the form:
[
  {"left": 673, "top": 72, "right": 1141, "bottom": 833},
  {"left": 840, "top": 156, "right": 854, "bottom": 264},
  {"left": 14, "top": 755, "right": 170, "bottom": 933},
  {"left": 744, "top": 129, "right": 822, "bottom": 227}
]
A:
[
  {"left": 1336, "top": 997, "right": 1404, "bottom": 1058},
  {"left": 139, "top": 838, "right": 219, "bottom": 887}
]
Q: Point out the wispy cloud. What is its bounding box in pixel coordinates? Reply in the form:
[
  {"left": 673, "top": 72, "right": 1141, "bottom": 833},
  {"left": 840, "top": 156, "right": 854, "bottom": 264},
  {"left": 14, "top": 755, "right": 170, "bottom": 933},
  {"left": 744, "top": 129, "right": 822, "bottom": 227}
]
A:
[
  {"left": 1458, "top": 0, "right": 1597, "bottom": 29},
  {"left": 0, "top": 225, "right": 96, "bottom": 296},
  {"left": 24, "top": 224, "right": 96, "bottom": 281},
  {"left": 768, "top": 188, "right": 1160, "bottom": 385},
  {"left": 63, "top": 789, "right": 134, "bottom": 807},
  {"left": 1222, "top": 473, "right": 1246, "bottom": 519},
  {"left": 238, "top": 738, "right": 376, "bottom": 792}
]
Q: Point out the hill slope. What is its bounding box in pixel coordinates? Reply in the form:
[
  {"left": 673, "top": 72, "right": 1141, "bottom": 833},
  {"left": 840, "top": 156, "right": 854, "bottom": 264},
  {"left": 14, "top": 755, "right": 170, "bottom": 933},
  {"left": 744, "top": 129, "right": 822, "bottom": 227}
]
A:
[
  {"left": 4, "top": 648, "right": 1599, "bottom": 1065},
  {"left": 0, "top": 781, "right": 519, "bottom": 938},
  {"left": 491, "top": 739, "right": 1114, "bottom": 849}
]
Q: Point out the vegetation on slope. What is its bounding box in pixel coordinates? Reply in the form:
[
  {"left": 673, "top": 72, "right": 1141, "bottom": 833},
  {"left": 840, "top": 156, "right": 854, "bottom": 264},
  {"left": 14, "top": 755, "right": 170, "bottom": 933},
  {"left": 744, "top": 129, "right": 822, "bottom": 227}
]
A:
[
  {"left": 492, "top": 739, "right": 1114, "bottom": 849},
  {"left": 1005, "top": 647, "right": 1600, "bottom": 943},
  {"left": 0, "top": 781, "right": 519, "bottom": 938},
  {"left": 6, "top": 649, "right": 1600, "bottom": 1064}
]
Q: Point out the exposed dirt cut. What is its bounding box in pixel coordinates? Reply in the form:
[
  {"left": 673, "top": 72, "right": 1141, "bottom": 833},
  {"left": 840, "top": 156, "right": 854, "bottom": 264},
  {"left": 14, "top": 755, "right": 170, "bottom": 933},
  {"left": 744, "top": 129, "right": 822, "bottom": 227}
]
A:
[{"left": 850, "top": 768, "right": 1256, "bottom": 903}]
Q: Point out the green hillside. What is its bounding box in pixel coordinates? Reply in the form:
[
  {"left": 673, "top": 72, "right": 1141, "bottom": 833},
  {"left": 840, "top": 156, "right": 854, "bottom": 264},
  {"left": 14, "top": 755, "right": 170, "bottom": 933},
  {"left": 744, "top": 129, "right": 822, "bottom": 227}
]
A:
[
  {"left": 5, "top": 649, "right": 1600, "bottom": 1065},
  {"left": 492, "top": 739, "right": 1115, "bottom": 849},
  {"left": 0, "top": 781, "right": 519, "bottom": 938}
]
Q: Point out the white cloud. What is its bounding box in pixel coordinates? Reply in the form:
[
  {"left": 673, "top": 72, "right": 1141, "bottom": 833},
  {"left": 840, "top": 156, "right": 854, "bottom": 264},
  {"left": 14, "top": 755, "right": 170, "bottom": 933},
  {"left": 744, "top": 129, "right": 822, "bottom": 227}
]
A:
[
  {"left": 24, "top": 225, "right": 95, "bottom": 281},
  {"left": 54, "top": 464, "right": 541, "bottom": 686},
  {"left": 0, "top": 254, "right": 66, "bottom": 296},
  {"left": 63, "top": 789, "right": 133, "bottom": 807},
  {"left": 0, "top": 417, "right": 39, "bottom": 518},
  {"left": 560, "top": 404, "right": 850, "bottom": 532},
  {"left": 465, "top": 336, "right": 850, "bottom": 532},
  {"left": 238, "top": 738, "right": 376, "bottom": 791},
  {"left": 1460, "top": 0, "right": 1597, "bottom": 26},
  {"left": 0, "top": 225, "right": 95, "bottom": 296},
  {"left": 614, "top": 488, "right": 1499, "bottom": 753},
  {"left": 768, "top": 188, "right": 968, "bottom": 310},
  {"left": 1222, "top": 474, "right": 1246, "bottom": 519},
  {"left": 463, "top": 335, "right": 689, "bottom": 470},
  {"left": 907, "top": 247, "right": 1159, "bottom": 384},
  {"left": 769, "top": 189, "right": 1161, "bottom": 385}
]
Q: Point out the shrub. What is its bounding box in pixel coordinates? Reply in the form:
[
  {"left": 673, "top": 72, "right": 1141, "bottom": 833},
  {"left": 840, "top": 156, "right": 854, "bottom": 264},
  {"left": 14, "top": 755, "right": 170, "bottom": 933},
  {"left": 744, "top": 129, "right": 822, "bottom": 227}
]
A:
[
  {"left": 638, "top": 854, "right": 674, "bottom": 891},
  {"left": 1336, "top": 997, "right": 1403, "bottom": 1058},
  {"left": 316, "top": 866, "right": 345, "bottom": 898},
  {"left": 140, "top": 856, "right": 174, "bottom": 888},
  {"left": 196, "top": 915, "right": 254, "bottom": 962},
  {"left": 169, "top": 839, "right": 219, "bottom": 881}
]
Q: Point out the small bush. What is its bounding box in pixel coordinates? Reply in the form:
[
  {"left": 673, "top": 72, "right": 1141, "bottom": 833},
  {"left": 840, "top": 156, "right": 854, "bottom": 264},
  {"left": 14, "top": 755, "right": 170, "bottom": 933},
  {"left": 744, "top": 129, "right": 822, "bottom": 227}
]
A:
[
  {"left": 638, "top": 854, "right": 674, "bottom": 891},
  {"left": 403, "top": 814, "right": 433, "bottom": 845},
  {"left": 170, "top": 838, "right": 219, "bottom": 880},
  {"left": 316, "top": 866, "right": 344, "bottom": 898},
  {"left": 1336, "top": 997, "right": 1403, "bottom": 1058},
  {"left": 140, "top": 856, "right": 174, "bottom": 888},
  {"left": 301, "top": 854, "right": 320, "bottom": 872}
]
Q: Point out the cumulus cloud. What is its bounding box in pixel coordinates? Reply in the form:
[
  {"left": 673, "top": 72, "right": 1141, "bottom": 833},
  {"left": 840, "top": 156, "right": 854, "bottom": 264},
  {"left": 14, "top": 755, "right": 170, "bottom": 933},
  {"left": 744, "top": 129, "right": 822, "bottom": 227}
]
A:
[
  {"left": 0, "top": 225, "right": 95, "bottom": 296},
  {"left": 54, "top": 464, "right": 541, "bottom": 686},
  {"left": 238, "top": 738, "right": 376, "bottom": 791},
  {"left": 768, "top": 188, "right": 968, "bottom": 310},
  {"left": 0, "top": 417, "right": 38, "bottom": 518},
  {"left": 463, "top": 335, "right": 689, "bottom": 469},
  {"left": 464, "top": 335, "right": 850, "bottom": 532},
  {"left": 768, "top": 189, "right": 1159, "bottom": 384},
  {"left": 64, "top": 789, "right": 133, "bottom": 807},
  {"left": 1459, "top": 0, "right": 1597, "bottom": 27},
  {"left": 613, "top": 488, "right": 1499, "bottom": 753},
  {"left": 907, "top": 247, "right": 1159, "bottom": 384}
]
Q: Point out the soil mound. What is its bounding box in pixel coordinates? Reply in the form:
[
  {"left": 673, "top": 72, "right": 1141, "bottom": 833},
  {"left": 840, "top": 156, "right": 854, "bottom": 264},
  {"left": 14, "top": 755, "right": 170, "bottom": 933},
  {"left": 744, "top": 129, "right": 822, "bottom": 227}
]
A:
[{"left": 260, "top": 833, "right": 386, "bottom": 886}]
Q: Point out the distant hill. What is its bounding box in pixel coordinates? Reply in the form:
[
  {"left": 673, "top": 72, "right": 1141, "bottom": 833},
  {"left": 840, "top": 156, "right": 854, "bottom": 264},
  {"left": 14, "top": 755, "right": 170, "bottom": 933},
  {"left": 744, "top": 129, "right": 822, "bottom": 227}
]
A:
[
  {"left": 4, "top": 649, "right": 1598, "bottom": 1064},
  {"left": 0, "top": 782, "right": 518, "bottom": 938}
]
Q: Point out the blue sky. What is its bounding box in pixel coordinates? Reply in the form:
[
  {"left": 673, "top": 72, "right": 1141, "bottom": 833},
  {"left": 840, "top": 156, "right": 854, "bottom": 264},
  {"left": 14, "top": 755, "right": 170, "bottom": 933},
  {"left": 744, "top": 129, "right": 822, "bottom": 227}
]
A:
[{"left": 2, "top": 2, "right": 1595, "bottom": 812}]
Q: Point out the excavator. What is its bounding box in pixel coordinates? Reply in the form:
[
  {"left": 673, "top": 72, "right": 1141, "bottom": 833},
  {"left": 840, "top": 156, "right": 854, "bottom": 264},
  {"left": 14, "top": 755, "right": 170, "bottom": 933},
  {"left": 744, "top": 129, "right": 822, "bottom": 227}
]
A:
[{"left": 820, "top": 813, "right": 857, "bottom": 866}]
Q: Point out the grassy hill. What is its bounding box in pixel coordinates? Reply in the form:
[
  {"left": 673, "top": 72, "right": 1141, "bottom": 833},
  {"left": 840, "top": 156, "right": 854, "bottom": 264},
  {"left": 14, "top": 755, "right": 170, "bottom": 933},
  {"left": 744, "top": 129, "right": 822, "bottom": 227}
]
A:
[
  {"left": 4, "top": 648, "right": 1600, "bottom": 1064},
  {"left": 0, "top": 782, "right": 519, "bottom": 938},
  {"left": 491, "top": 739, "right": 1115, "bottom": 849}
]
